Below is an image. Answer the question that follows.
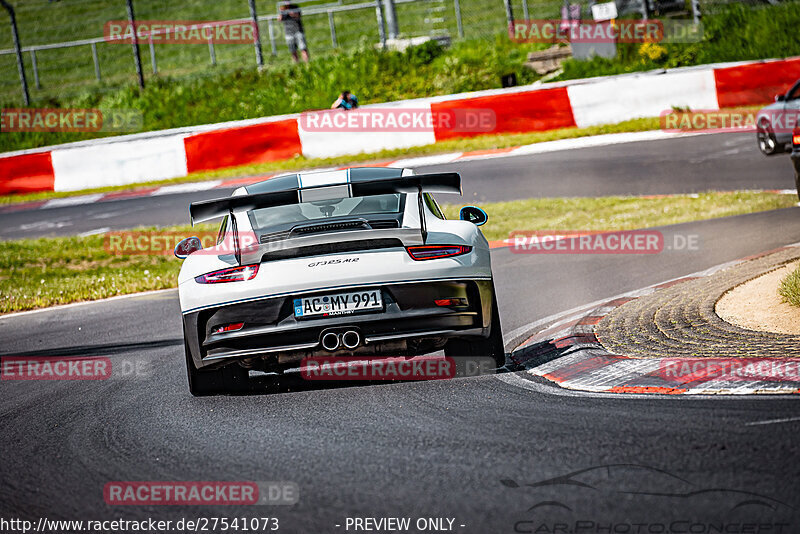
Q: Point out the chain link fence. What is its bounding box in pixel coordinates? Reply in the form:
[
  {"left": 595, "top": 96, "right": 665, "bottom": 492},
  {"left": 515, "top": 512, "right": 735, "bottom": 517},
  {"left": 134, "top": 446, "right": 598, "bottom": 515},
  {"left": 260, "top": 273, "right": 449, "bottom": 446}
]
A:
[
  {"left": 0, "top": 0, "right": 792, "bottom": 104},
  {"left": 0, "top": 0, "right": 515, "bottom": 104}
]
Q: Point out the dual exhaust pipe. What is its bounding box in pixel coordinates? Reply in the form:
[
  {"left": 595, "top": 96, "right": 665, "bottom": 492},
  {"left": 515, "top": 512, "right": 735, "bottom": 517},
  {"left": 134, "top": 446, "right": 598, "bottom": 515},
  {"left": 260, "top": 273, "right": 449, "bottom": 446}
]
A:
[{"left": 321, "top": 330, "right": 361, "bottom": 351}]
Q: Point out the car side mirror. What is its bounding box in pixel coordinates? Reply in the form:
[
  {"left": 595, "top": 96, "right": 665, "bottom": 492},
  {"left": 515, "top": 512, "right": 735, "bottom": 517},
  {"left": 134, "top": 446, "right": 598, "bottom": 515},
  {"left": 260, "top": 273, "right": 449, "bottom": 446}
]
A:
[
  {"left": 174, "top": 236, "right": 203, "bottom": 259},
  {"left": 459, "top": 206, "right": 488, "bottom": 226},
  {"left": 776, "top": 94, "right": 786, "bottom": 102}
]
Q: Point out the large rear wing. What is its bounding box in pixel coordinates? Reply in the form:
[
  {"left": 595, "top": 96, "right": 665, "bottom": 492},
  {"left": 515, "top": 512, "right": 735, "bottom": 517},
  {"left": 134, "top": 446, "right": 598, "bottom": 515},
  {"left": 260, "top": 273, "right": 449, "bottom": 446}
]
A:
[
  {"left": 188, "top": 171, "right": 462, "bottom": 264},
  {"left": 189, "top": 172, "right": 462, "bottom": 225}
]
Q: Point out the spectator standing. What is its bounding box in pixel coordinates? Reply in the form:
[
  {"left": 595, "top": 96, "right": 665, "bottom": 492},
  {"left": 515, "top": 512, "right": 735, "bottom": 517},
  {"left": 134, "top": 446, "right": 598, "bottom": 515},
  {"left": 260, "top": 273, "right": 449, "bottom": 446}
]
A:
[{"left": 279, "top": 2, "right": 309, "bottom": 63}]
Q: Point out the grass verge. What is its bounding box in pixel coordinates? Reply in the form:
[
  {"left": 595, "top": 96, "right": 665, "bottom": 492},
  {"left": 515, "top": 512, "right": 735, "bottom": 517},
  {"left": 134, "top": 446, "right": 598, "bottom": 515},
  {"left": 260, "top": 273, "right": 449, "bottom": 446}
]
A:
[
  {"left": 556, "top": 3, "right": 800, "bottom": 81},
  {"left": 1, "top": 191, "right": 796, "bottom": 314},
  {"left": 779, "top": 264, "right": 800, "bottom": 307}
]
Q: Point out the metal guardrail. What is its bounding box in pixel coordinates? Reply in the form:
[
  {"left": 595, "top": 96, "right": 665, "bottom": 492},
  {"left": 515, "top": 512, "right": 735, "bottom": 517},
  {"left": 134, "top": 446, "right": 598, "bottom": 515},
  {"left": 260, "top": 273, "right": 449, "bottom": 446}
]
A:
[
  {"left": 0, "top": 0, "right": 438, "bottom": 56},
  {"left": 2, "top": 0, "right": 765, "bottom": 102}
]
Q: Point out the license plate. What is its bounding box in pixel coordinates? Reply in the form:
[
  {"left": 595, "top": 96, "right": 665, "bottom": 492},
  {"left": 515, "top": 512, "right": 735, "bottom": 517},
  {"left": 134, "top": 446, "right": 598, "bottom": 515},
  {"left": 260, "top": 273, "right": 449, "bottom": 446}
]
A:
[{"left": 294, "top": 289, "right": 383, "bottom": 318}]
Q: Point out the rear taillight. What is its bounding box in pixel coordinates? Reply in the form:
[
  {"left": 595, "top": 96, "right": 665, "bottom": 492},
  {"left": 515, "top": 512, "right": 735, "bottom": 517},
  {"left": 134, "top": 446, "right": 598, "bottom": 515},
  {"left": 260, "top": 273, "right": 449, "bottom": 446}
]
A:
[
  {"left": 212, "top": 322, "right": 244, "bottom": 334},
  {"left": 406, "top": 245, "right": 472, "bottom": 261},
  {"left": 793, "top": 129, "right": 800, "bottom": 146},
  {"left": 195, "top": 264, "right": 259, "bottom": 284}
]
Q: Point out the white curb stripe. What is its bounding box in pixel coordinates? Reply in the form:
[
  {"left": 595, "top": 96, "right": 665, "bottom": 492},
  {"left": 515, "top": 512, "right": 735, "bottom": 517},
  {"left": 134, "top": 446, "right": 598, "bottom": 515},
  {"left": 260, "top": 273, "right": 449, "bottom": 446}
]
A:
[
  {"left": 0, "top": 289, "right": 177, "bottom": 320},
  {"left": 42, "top": 194, "right": 106, "bottom": 209},
  {"left": 389, "top": 153, "right": 463, "bottom": 168},
  {"left": 152, "top": 180, "right": 223, "bottom": 196},
  {"left": 557, "top": 359, "right": 661, "bottom": 391},
  {"left": 745, "top": 416, "right": 800, "bottom": 426}
]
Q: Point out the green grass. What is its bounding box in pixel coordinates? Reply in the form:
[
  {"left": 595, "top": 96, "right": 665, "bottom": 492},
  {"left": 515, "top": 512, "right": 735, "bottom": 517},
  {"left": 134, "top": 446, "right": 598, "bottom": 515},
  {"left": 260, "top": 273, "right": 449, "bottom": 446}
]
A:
[
  {"left": 0, "top": 0, "right": 548, "bottom": 105},
  {"left": 0, "top": 37, "right": 550, "bottom": 152},
  {"left": 779, "top": 263, "right": 800, "bottom": 307},
  {"left": 0, "top": 223, "right": 215, "bottom": 314},
  {"left": 444, "top": 191, "right": 798, "bottom": 240},
  {"left": 556, "top": 2, "right": 800, "bottom": 81},
  {"left": 0, "top": 115, "right": 660, "bottom": 205},
  {"left": 2, "top": 190, "right": 795, "bottom": 314}
]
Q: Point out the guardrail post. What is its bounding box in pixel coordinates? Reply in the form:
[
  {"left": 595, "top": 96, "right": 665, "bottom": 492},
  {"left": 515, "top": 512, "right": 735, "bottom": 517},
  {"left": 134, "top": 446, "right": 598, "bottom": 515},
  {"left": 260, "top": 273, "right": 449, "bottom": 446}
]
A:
[
  {"left": 383, "top": 0, "right": 399, "bottom": 40},
  {"left": 453, "top": 0, "right": 463, "bottom": 38},
  {"left": 30, "top": 49, "right": 40, "bottom": 89},
  {"left": 328, "top": 10, "right": 338, "bottom": 48},
  {"left": 247, "top": 0, "right": 264, "bottom": 67},
  {"left": 691, "top": 0, "right": 701, "bottom": 23},
  {"left": 125, "top": 0, "right": 145, "bottom": 89},
  {"left": 375, "top": 0, "right": 386, "bottom": 49},
  {"left": 267, "top": 19, "right": 278, "bottom": 56},
  {"left": 148, "top": 39, "right": 157, "bottom": 74},
  {"left": 91, "top": 42, "right": 101, "bottom": 81},
  {"left": 0, "top": 0, "right": 30, "bottom": 105},
  {"left": 503, "top": 0, "right": 515, "bottom": 27},
  {"left": 208, "top": 37, "right": 217, "bottom": 65}
]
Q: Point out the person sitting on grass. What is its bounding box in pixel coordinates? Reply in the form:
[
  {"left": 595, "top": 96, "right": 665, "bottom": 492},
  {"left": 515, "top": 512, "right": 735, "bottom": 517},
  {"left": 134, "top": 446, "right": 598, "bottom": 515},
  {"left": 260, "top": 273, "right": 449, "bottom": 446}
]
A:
[{"left": 331, "top": 90, "right": 359, "bottom": 110}]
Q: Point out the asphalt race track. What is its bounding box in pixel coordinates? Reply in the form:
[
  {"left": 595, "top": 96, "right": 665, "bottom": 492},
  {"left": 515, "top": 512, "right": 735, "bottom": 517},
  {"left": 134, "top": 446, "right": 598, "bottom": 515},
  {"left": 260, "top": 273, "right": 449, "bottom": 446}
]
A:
[
  {"left": 2, "top": 131, "right": 800, "bottom": 530},
  {"left": 1, "top": 131, "right": 796, "bottom": 240}
]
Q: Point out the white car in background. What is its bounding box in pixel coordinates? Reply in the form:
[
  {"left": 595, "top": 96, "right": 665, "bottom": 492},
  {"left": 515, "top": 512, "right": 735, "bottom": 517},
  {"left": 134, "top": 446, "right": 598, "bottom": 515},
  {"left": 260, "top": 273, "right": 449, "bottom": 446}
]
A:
[{"left": 174, "top": 166, "right": 504, "bottom": 396}]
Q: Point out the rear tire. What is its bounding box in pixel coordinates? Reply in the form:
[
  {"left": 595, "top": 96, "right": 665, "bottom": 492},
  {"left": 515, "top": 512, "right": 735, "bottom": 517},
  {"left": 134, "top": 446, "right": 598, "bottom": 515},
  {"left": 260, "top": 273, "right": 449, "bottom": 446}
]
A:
[
  {"left": 444, "top": 293, "right": 506, "bottom": 369},
  {"left": 184, "top": 340, "right": 250, "bottom": 396},
  {"left": 795, "top": 168, "right": 800, "bottom": 202}
]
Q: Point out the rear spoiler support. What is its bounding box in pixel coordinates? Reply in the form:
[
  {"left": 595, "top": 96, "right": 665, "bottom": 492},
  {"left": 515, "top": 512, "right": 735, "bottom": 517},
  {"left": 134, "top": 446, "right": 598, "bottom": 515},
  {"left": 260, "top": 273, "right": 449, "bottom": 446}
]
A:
[
  {"left": 417, "top": 185, "right": 427, "bottom": 243},
  {"left": 229, "top": 208, "right": 241, "bottom": 265}
]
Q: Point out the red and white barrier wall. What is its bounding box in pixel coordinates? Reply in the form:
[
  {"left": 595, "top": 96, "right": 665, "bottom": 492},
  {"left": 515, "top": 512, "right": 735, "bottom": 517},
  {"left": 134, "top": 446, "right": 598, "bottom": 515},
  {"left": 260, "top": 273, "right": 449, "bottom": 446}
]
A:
[
  {"left": 2, "top": 56, "right": 799, "bottom": 196},
  {"left": 51, "top": 135, "right": 189, "bottom": 192},
  {"left": 298, "top": 100, "right": 438, "bottom": 159}
]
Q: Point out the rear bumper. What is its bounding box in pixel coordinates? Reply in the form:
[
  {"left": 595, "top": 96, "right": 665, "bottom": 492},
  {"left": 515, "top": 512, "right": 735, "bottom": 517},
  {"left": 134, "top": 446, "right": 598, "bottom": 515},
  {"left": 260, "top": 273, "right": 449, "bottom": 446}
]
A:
[
  {"left": 183, "top": 278, "right": 494, "bottom": 370},
  {"left": 792, "top": 149, "right": 800, "bottom": 174}
]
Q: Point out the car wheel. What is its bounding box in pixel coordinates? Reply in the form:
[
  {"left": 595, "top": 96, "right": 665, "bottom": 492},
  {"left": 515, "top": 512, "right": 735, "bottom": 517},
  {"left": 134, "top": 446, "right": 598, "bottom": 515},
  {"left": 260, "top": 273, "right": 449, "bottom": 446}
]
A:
[
  {"left": 795, "top": 168, "right": 800, "bottom": 202},
  {"left": 444, "top": 293, "right": 506, "bottom": 369},
  {"left": 184, "top": 340, "right": 250, "bottom": 396},
  {"left": 758, "top": 119, "right": 785, "bottom": 155}
]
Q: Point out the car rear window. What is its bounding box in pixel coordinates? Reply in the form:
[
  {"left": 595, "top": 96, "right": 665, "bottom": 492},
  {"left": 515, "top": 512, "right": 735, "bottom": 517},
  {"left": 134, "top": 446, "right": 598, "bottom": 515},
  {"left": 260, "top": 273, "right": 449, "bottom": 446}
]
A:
[{"left": 247, "top": 193, "right": 403, "bottom": 235}]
